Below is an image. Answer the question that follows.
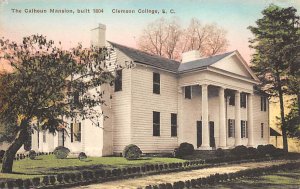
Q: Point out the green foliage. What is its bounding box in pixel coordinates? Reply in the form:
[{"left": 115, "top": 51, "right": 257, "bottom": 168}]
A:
[
  {"left": 231, "top": 145, "right": 248, "bottom": 158},
  {"left": 122, "top": 144, "right": 142, "bottom": 160},
  {"left": 53, "top": 146, "right": 70, "bottom": 159},
  {"left": 78, "top": 152, "right": 87, "bottom": 161},
  {"left": 285, "top": 99, "right": 300, "bottom": 139},
  {"left": 175, "top": 142, "right": 194, "bottom": 158},
  {"left": 0, "top": 150, "right": 5, "bottom": 162},
  {"left": 248, "top": 4, "right": 300, "bottom": 152},
  {"left": 215, "top": 148, "right": 225, "bottom": 158},
  {"left": 29, "top": 150, "right": 37, "bottom": 160}
]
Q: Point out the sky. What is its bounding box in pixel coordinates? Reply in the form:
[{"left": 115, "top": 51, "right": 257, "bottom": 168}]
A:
[{"left": 0, "top": 0, "right": 299, "bottom": 70}]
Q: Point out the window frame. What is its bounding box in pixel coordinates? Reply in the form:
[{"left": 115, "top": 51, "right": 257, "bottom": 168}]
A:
[
  {"left": 240, "top": 93, "right": 247, "bottom": 108},
  {"left": 228, "top": 119, "right": 235, "bottom": 138},
  {"left": 171, "top": 113, "right": 177, "bottom": 137},
  {"left": 184, "top": 86, "right": 192, "bottom": 99},
  {"left": 241, "top": 120, "right": 248, "bottom": 138},
  {"left": 70, "top": 122, "right": 82, "bottom": 142},
  {"left": 114, "top": 69, "right": 122, "bottom": 92},
  {"left": 261, "top": 96, "right": 267, "bottom": 112},
  {"left": 228, "top": 93, "right": 235, "bottom": 106},
  {"left": 153, "top": 111, "right": 160, "bottom": 136},
  {"left": 261, "top": 123, "right": 264, "bottom": 138},
  {"left": 153, "top": 72, "right": 160, "bottom": 94},
  {"left": 42, "top": 131, "right": 46, "bottom": 143}
]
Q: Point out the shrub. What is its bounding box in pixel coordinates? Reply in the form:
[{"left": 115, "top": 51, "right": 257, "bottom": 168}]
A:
[
  {"left": 23, "top": 179, "right": 31, "bottom": 188},
  {"left": 49, "top": 175, "right": 56, "bottom": 185},
  {"left": 247, "top": 147, "right": 259, "bottom": 158},
  {"left": 231, "top": 145, "right": 248, "bottom": 158},
  {"left": 0, "top": 182, "right": 5, "bottom": 189},
  {"left": 15, "top": 179, "right": 23, "bottom": 188},
  {"left": 78, "top": 152, "right": 87, "bottom": 160},
  {"left": 29, "top": 150, "right": 37, "bottom": 160},
  {"left": 53, "top": 146, "right": 70, "bottom": 159},
  {"left": 215, "top": 148, "right": 225, "bottom": 158},
  {"left": 42, "top": 176, "right": 49, "bottom": 185},
  {"left": 175, "top": 142, "right": 194, "bottom": 158},
  {"left": 32, "top": 177, "right": 40, "bottom": 187},
  {"left": 122, "top": 144, "right": 142, "bottom": 160}
]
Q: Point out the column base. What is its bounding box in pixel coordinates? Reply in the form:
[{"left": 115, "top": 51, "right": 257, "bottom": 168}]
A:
[
  {"left": 217, "top": 146, "right": 229, "bottom": 149},
  {"left": 196, "top": 146, "right": 213, "bottom": 150}
]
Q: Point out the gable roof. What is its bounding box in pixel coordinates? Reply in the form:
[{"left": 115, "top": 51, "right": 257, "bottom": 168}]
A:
[
  {"left": 108, "top": 41, "right": 258, "bottom": 82},
  {"left": 108, "top": 41, "right": 180, "bottom": 72},
  {"left": 178, "top": 51, "right": 235, "bottom": 72}
]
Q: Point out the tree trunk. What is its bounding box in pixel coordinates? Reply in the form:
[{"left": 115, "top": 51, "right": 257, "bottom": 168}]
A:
[
  {"left": 278, "top": 87, "right": 288, "bottom": 153},
  {"left": 1, "top": 120, "right": 29, "bottom": 173}
]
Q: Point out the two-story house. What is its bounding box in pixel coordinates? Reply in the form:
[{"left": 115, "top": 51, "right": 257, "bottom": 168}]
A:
[{"left": 31, "top": 24, "right": 269, "bottom": 156}]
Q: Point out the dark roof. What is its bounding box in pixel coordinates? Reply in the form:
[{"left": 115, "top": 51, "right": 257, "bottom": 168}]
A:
[
  {"left": 178, "top": 51, "right": 235, "bottom": 72},
  {"left": 108, "top": 41, "right": 180, "bottom": 72},
  {"left": 270, "top": 128, "right": 282, "bottom": 136},
  {"left": 108, "top": 41, "right": 235, "bottom": 73}
]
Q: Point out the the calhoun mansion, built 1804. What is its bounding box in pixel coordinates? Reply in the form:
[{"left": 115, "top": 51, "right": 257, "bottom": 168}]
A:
[{"left": 31, "top": 24, "right": 270, "bottom": 156}]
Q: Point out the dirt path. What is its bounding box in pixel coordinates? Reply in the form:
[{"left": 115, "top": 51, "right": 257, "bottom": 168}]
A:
[{"left": 72, "top": 160, "right": 296, "bottom": 189}]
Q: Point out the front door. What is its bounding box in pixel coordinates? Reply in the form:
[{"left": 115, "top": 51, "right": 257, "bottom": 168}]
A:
[
  {"left": 196, "top": 121, "right": 202, "bottom": 148},
  {"left": 209, "top": 121, "right": 215, "bottom": 147}
]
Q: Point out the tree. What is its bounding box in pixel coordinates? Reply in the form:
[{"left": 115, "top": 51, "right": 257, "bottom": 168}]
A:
[
  {"left": 137, "top": 17, "right": 229, "bottom": 60},
  {"left": 248, "top": 4, "right": 300, "bottom": 152},
  {"left": 0, "top": 35, "right": 114, "bottom": 173}
]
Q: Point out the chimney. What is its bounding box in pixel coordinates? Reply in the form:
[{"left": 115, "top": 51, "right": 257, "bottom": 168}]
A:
[
  {"left": 91, "top": 23, "right": 106, "bottom": 47},
  {"left": 181, "top": 50, "right": 201, "bottom": 63}
]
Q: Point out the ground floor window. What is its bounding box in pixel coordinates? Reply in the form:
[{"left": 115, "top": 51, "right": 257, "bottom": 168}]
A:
[
  {"left": 241, "top": 120, "right": 248, "bottom": 138},
  {"left": 261, "top": 123, "right": 264, "bottom": 138},
  {"left": 171, "top": 113, "right": 177, "bottom": 137},
  {"left": 71, "top": 122, "right": 81, "bottom": 142},
  {"left": 228, "top": 119, "right": 235, "bottom": 137},
  {"left": 153, "top": 111, "right": 160, "bottom": 136}
]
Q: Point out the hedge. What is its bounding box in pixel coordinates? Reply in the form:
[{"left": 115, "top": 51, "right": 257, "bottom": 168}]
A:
[{"left": 141, "top": 161, "right": 300, "bottom": 189}]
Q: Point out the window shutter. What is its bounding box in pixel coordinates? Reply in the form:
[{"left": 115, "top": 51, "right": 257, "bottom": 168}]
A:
[
  {"left": 228, "top": 119, "right": 231, "bottom": 137},
  {"left": 241, "top": 120, "right": 243, "bottom": 138},
  {"left": 246, "top": 121, "right": 248, "bottom": 138},
  {"left": 233, "top": 120, "right": 235, "bottom": 137}
]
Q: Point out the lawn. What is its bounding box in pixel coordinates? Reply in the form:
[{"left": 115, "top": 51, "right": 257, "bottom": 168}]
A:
[
  {"left": 203, "top": 168, "right": 300, "bottom": 189},
  {"left": 0, "top": 155, "right": 185, "bottom": 180}
]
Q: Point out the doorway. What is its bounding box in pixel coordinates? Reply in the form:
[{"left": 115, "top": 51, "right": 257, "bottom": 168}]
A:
[
  {"left": 209, "top": 121, "right": 215, "bottom": 147},
  {"left": 196, "top": 121, "right": 202, "bottom": 148}
]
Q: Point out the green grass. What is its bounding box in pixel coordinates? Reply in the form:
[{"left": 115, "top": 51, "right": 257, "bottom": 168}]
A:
[
  {"left": 0, "top": 155, "right": 184, "bottom": 180},
  {"left": 204, "top": 168, "right": 300, "bottom": 189}
]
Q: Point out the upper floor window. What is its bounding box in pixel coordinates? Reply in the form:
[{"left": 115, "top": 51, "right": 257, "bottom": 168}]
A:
[
  {"left": 261, "top": 123, "right": 264, "bottom": 138},
  {"left": 261, "top": 97, "right": 267, "bottom": 111},
  {"left": 228, "top": 93, "right": 235, "bottom": 106},
  {"left": 153, "top": 111, "right": 160, "bottom": 136},
  {"left": 171, "top": 113, "right": 177, "bottom": 137},
  {"left": 228, "top": 119, "right": 235, "bottom": 137},
  {"left": 114, "top": 69, "right": 122, "bottom": 92},
  {"left": 185, "top": 86, "right": 192, "bottom": 99},
  {"left": 241, "top": 120, "right": 248, "bottom": 138},
  {"left": 71, "top": 122, "right": 81, "bottom": 142},
  {"left": 153, "top": 72, "right": 160, "bottom": 94},
  {"left": 240, "top": 93, "right": 247, "bottom": 108}
]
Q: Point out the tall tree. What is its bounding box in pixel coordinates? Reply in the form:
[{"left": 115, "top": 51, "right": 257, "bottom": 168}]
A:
[
  {"left": 248, "top": 4, "right": 300, "bottom": 152},
  {"left": 137, "top": 17, "right": 228, "bottom": 60},
  {"left": 0, "top": 35, "right": 114, "bottom": 173}
]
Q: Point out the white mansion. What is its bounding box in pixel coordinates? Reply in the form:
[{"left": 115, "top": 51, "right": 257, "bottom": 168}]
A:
[{"left": 31, "top": 24, "right": 269, "bottom": 156}]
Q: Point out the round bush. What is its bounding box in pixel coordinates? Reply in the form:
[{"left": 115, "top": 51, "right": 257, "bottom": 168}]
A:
[
  {"left": 175, "top": 142, "right": 194, "bottom": 158},
  {"left": 231, "top": 145, "right": 248, "bottom": 158},
  {"left": 53, "top": 146, "right": 70, "bottom": 159},
  {"left": 215, "top": 148, "right": 225, "bottom": 158},
  {"left": 29, "top": 150, "right": 37, "bottom": 160},
  {"left": 78, "top": 152, "right": 87, "bottom": 160},
  {"left": 122, "top": 144, "right": 142, "bottom": 160}
]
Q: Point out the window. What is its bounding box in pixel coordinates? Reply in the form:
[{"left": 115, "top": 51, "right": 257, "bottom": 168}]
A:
[
  {"left": 261, "top": 97, "right": 267, "bottom": 111},
  {"left": 153, "top": 72, "right": 160, "bottom": 94},
  {"left": 228, "top": 93, "right": 235, "bottom": 106},
  {"left": 114, "top": 69, "right": 122, "bottom": 92},
  {"left": 241, "top": 120, "right": 248, "bottom": 138},
  {"left": 71, "top": 122, "right": 81, "bottom": 142},
  {"left": 228, "top": 119, "right": 235, "bottom": 137},
  {"left": 153, "top": 111, "right": 160, "bottom": 136},
  {"left": 171, "top": 113, "right": 177, "bottom": 137},
  {"left": 240, "top": 93, "right": 247, "bottom": 108},
  {"left": 185, "top": 86, "right": 191, "bottom": 99},
  {"left": 261, "top": 123, "right": 264, "bottom": 138},
  {"left": 43, "top": 131, "right": 46, "bottom": 143}
]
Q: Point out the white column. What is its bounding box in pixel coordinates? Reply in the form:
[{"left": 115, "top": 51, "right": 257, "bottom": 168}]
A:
[
  {"left": 177, "top": 87, "right": 183, "bottom": 144},
  {"left": 201, "top": 84, "right": 210, "bottom": 148},
  {"left": 235, "top": 91, "right": 242, "bottom": 146},
  {"left": 247, "top": 93, "right": 254, "bottom": 146},
  {"left": 219, "top": 87, "right": 226, "bottom": 148}
]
